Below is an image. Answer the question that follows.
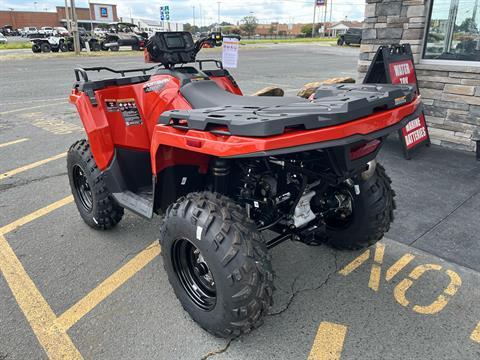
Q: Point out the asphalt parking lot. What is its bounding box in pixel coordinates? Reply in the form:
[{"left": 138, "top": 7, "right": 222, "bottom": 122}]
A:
[{"left": 1, "top": 43, "right": 480, "bottom": 360}]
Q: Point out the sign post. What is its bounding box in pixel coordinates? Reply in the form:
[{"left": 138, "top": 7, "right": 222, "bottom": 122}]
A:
[
  {"left": 364, "top": 44, "right": 430, "bottom": 159},
  {"left": 160, "top": 5, "right": 170, "bottom": 30}
]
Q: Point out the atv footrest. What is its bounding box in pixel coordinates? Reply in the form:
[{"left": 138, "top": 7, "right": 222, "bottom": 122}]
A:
[{"left": 113, "top": 191, "right": 153, "bottom": 218}]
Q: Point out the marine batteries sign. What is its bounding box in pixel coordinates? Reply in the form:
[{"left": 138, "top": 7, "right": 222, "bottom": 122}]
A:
[{"left": 364, "top": 44, "right": 430, "bottom": 159}]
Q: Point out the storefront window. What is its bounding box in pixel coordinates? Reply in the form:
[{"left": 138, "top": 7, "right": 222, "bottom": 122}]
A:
[{"left": 424, "top": 0, "right": 480, "bottom": 61}]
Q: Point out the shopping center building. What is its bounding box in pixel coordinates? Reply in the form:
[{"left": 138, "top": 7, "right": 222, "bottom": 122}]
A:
[
  {"left": 358, "top": 0, "right": 480, "bottom": 152},
  {"left": 0, "top": 3, "right": 119, "bottom": 30}
]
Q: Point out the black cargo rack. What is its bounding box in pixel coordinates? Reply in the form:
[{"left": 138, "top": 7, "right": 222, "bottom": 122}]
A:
[
  {"left": 74, "top": 65, "right": 161, "bottom": 82},
  {"left": 73, "top": 65, "right": 165, "bottom": 106},
  {"left": 159, "top": 84, "right": 417, "bottom": 137}
]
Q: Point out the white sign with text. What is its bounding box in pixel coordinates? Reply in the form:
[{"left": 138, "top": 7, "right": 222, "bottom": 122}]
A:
[{"left": 222, "top": 38, "right": 239, "bottom": 68}]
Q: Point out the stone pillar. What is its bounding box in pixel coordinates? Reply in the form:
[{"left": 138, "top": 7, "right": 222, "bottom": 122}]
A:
[
  {"left": 358, "top": 0, "right": 427, "bottom": 81},
  {"left": 358, "top": 0, "right": 479, "bottom": 152}
]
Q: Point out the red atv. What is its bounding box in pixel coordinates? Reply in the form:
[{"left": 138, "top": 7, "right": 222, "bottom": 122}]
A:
[{"left": 68, "top": 32, "right": 422, "bottom": 337}]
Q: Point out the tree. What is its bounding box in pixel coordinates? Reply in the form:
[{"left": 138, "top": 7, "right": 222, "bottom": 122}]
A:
[
  {"left": 268, "top": 24, "right": 276, "bottom": 36},
  {"left": 241, "top": 15, "right": 258, "bottom": 37},
  {"left": 301, "top": 23, "right": 321, "bottom": 37},
  {"left": 183, "top": 23, "right": 199, "bottom": 34}
]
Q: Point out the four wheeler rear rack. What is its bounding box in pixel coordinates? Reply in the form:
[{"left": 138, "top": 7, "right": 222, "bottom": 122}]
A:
[{"left": 160, "top": 83, "right": 417, "bottom": 137}]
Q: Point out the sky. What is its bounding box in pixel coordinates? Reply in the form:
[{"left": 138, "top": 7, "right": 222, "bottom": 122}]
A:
[{"left": 0, "top": 0, "right": 366, "bottom": 24}]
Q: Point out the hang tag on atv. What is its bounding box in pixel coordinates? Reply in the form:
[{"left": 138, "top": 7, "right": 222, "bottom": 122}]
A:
[{"left": 222, "top": 37, "right": 239, "bottom": 69}]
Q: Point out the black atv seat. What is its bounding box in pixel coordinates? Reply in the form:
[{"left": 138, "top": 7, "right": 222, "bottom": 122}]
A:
[
  {"left": 180, "top": 80, "right": 306, "bottom": 108},
  {"left": 161, "top": 83, "right": 417, "bottom": 137}
]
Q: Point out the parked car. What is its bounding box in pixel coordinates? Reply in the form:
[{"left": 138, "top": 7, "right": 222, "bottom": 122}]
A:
[
  {"left": 39, "top": 27, "right": 54, "bottom": 36},
  {"left": 337, "top": 28, "right": 362, "bottom": 46},
  {"left": 0, "top": 33, "right": 7, "bottom": 44},
  {"left": 54, "top": 27, "right": 70, "bottom": 36},
  {"left": 22, "top": 27, "right": 38, "bottom": 37},
  {"left": 1, "top": 25, "right": 19, "bottom": 36}
]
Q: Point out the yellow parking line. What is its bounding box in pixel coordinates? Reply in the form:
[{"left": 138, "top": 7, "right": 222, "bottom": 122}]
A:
[
  {"left": 0, "top": 196, "right": 73, "bottom": 236},
  {"left": 0, "top": 235, "right": 83, "bottom": 359},
  {"left": 0, "top": 138, "right": 29, "bottom": 148},
  {"left": 472, "top": 322, "right": 480, "bottom": 343},
  {"left": 0, "top": 152, "right": 66, "bottom": 180},
  {"left": 0, "top": 197, "right": 82, "bottom": 359},
  {"left": 54, "top": 242, "right": 161, "bottom": 332},
  {"left": 0, "top": 101, "right": 68, "bottom": 115},
  {"left": 308, "top": 322, "right": 348, "bottom": 360}
]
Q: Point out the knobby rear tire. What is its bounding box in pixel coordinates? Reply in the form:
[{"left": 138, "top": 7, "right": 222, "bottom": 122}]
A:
[
  {"left": 160, "top": 191, "right": 274, "bottom": 338},
  {"left": 323, "top": 163, "right": 396, "bottom": 250},
  {"left": 67, "top": 139, "right": 124, "bottom": 230}
]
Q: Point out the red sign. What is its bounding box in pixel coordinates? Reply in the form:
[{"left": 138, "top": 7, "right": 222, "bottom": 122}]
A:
[
  {"left": 401, "top": 114, "right": 428, "bottom": 150},
  {"left": 388, "top": 60, "right": 417, "bottom": 86},
  {"left": 387, "top": 58, "right": 429, "bottom": 151}
]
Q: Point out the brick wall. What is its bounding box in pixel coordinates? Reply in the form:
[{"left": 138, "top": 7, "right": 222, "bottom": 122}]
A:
[
  {"left": 0, "top": 11, "right": 59, "bottom": 29},
  {"left": 358, "top": 0, "right": 480, "bottom": 151}
]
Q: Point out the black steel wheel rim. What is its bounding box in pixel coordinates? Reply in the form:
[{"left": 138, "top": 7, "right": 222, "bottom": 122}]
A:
[
  {"left": 72, "top": 164, "right": 93, "bottom": 212},
  {"left": 172, "top": 239, "right": 216, "bottom": 311}
]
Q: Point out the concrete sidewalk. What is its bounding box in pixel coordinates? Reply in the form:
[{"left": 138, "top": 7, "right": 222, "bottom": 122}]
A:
[{"left": 379, "top": 136, "right": 480, "bottom": 271}]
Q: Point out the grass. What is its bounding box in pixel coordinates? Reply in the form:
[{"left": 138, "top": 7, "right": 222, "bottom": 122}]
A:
[
  {"left": 0, "top": 41, "right": 32, "bottom": 50},
  {"left": 0, "top": 49, "right": 143, "bottom": 61},
  {"left": 240, "top": 37, "right": 336, "bottom": 45}
]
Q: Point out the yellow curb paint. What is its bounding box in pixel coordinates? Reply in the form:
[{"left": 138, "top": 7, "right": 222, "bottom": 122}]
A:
[
  {"left": 385, "top": 254, "right": 415, "bottom": 281},
  {"left": 0, "top": 152, "right": 67, "bottom": 180},
  {"left": 471, "top": 322, "right": 480, "bottom": 343},
  {"left": 0, "top": 138, "right": 29, "bottom": 148},
  {"left": 308, "top": 322, "right": 348, "bottom": 360},
  {"left": 0, "top": 102, "right": 68, "bottom": 115},
  {"left": 54, "top": 242, "right": 161, "bottom": 332}
]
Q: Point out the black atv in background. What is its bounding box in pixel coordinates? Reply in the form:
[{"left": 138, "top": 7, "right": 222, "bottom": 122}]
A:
[{"left": 101, "top": 22, "right": 147, "bottom": 51}]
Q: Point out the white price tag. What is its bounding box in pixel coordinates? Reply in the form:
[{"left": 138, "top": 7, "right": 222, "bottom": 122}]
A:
[{"left": 222, "top": 37, "right": 239, "bottom": 69}]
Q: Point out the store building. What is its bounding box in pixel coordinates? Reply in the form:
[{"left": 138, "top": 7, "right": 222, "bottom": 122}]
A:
[
  {"left": 358, "top": 0, "right": 480, "bottom": 152},
  {"left": 0, "top": 3, "right": 118, "bottom": 30}
]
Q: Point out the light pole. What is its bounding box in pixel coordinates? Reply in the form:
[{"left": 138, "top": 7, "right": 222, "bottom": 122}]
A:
[
  {"left": 88, "top": 0, "right": 94, "bottom": 32},
  {"left": 193, "top": 5, "right": 196, "bottom": 29},
  {"left": 64, "top": 0, "right": 71, "bottom": 32},
  {"left": 70, "top": 0, "right": 80, "bottom": 54},
  {"left": 34, "top": 2, "right": 37, "bottom": 11},
  {"left": 217, "top": 2, "right": 221, "bottom": 28},
  {"left": 312, "top": 0, "right": 317, "bottom": 38}
]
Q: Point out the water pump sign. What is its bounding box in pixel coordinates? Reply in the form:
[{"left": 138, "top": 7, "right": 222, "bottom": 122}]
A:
[{"left": 363, "top": 44, "right": 430, "bottom": 159}]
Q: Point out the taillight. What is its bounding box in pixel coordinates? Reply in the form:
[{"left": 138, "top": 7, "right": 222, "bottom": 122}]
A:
[{"left": 349, "top": 139, "right": 381, "bottom": 160}]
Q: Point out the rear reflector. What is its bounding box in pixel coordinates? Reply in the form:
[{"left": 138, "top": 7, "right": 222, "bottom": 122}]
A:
[
  {"left": 349, "top": 139, "right": 381, "bottom": 160},
  {"left": 186, "top": 139, "right": 203, "bottom": 148}
]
